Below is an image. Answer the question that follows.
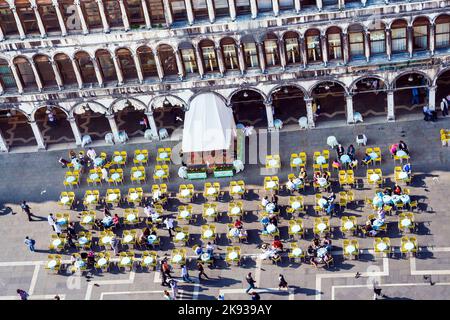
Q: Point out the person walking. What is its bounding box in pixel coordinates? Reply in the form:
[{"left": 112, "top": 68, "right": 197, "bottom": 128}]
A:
[
  {"left": 54, "top": 221, "right": 62, "bottom": 236},
  {"left": 164, "top": 217, "right": 175, "bottom": 237},
  {"left": 47, "top": 213, "right": 56, "bottom": 231},
  {"left": 161, "top": 260, "right": 173, "bottom": 279},
  {"left": 181, "top": 264, "right": 194, "bottom": 283},
  {"left": 441, "top": 97, "right": 449, "bottom": 117},
  {"left": 278, "top": 274, "right": 288, "bottom": 290},
  {"left": 160, "top": 260, "right": 169, "bottom": 287},
  {"left": 24, "top": 236, "right": 35, "bottom": 252},
  {"left": 111, "top": 237, "right": 119, "bottom": 256},
  {"left": 245, "top": 272, "right": 256, "bottom": 294},
  {"left": 17, "top": 289, "right": 29, "bottom": 300},
  {"left": 163, "top": 290, "right": 173, "bottom": 300},
  {"left": 21, "top": 201, "right": 33, "bottom": 221},
  {"left": 169, "top": 279, "right": 179, "bottom": 300},
  {"left": 251, "top": 292, "right": 261, "bottom": 300},
  {"left": 197, "top": 262, "right": 210, "bottom": 281}
]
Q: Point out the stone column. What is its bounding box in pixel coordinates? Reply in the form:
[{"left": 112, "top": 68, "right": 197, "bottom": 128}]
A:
[
  {"left": 52, "top": 0, "right": 67, "bottom": 36},
  {"left": 0, "top": 129, "right": 8, "bottom": 152},
  {"left": 185, "top": 0, "right": 194, "bottom": 25},
  {"left": 320, "top": 33, "right": 328, "bottom": 66},
  {"left": 229, "top": 0, "right": 237, "bottom": 21},
  {"left": 0, "top": 27, "right": 4, "bottom": 41},
  {"left": 257, "top": 41, "right": 266, "bottom": 73},
  {"left": 304, "top": 97, "right": 315, "bottom": 128},
  {"left": 342, "top": 31, "right": 349, "bottom": 64},
  {"left": 387, "top": 89, "right": 395, "bottom": 121},
  {"left": 106, "top": 114, "right": 120, "bottom": 142},
  {"left": 153, "top": 50, "right": 165, "bottom": 81},
  {"left": 96, "top": 0, "right": 110, "bottom": 33},
  {"left": 272, "top": 0, "right": 279, "bottom": 16},
  {"left": 51, "top": 60, "right": 64, "bottom": 89},
  {"left": 407, "top": 25, "right": 413, "bottom": 58},
  {"left": 132, "top": 53, "right": 144, "bottom": 83},
  {"left": 194, "top": 44, "right": 205, "bottom": 78},
  {"left": 428, "top": 85, "right": 437, "bottom": 111},
  {"left": 92, "top": 58, "right": 104, "bottom": 87},
  {"left": 316, "top": 0, "right": 322, "bottom": 11},
  {"left": 29, "top": 121, "right": 46, "bottom": 150},
  {"left": 30, "top": 61, "right": 43, "bottom": 92},
  {"left": 112, "top": 54, "right": 124, "bottom": 85},
  {"left": 67, "top": 117, "right": 82, "bottom": 145},
  {"left": 294, "top": 0, "right": 300, "bottom": 13},
  {"left": 141, "top": 0, "right": 152, "bottom": 29},
  {"left": 162, "top": 0, "right": 173, "bottom": 26},
  {"left": 206, "top": 0, "right": 215, "bottom": 23},
  {"left": 429, "top": 23, "right": 435, "bottom": 56},
  {"left": 364, "top": 30, "right": 371, "bottom": 62},
  {"left": 175, "top": 49, "right": 185, "bottom": 80},
  {"left": 31, "top": 2, "right": 47, "bottom": 37},
  {"left": 386, "top": 28, "right": 392, "bottom": 61},
  {"left": 74, "top": 0, "right": 89, "bottom": 34},
  {"left": 71, "top": 59, "right": 84, "bottom": 89},
  {"left": 145, "top": 111, "right": 159, "bottom": 139},
  {"left": 10, "top": 6, "right": 26, "bottom": 40},
  {"left": 338, "top": 0, "right": 345, "bottom": 9},
  {"left": 279, "top": 39, "right": 286, "bottom": 70},
  {"left": 216, "top": 45, "right": 225, "bottom": 76},
  {"left": 118, "top": 0, "right": 130, "bottom": 31},
  {"left": 250, "top": 0, "right": 258, "bottom": 19},
  {"left": 237, "top": 43, "right": 246, "bottom": 75},
  {"left": 0, "top": 80, "right": 4, "bottom": 94},
  {"left": 10, "top": 63, "right": 24, "bottom": 93},
  {"left": 299, "top": 36, "right": 307, "bottom": 68},
  {"left": 264, "top": 101, "right": 274, "bottom": 130},
  {"left": 345, "top": 94, "right": 355, "bottom": 124}
]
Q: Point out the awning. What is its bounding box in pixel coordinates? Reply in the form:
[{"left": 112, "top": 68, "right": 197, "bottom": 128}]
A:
[{"left": 182, "top": 93, "right": 236, "bottom": 153}]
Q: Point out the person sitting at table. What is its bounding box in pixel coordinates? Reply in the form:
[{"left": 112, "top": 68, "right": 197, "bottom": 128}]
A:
[
  {"left": 101, "top": 167, "right": 108, "bottom": 180},
  {"left": 112, "top": 214, "right": 121, "bottom": 229},
  {"left": 393, "top": 184, "right": 402, "bottom": 195},
  {"left": 402, "top": 162, "right": 411, "bottom": 177},
  {"left": 347, "top": 144, "right": 356, "bottom": 160},
  {"left": 67, "top": 222, "right": 77, "bottom": 239},
  {"left": 86, "top": 147, "right": 96, "bottom": 162},
  {"left": 323, "top": 253, "right": 333, "bottom": 268},
  {"left": 349, "top": 159, "right": 358, "bottom": 169},
  {"left": 261, "top": 216, "right": 270, "bottom": 231},
  {"left": 269, "top": 214, "right": 278, "bottom": 227},
  {"left": 144, "top": 204, "right": 155, "bottom": 217},
  {"left": 286, "top": 178, "right": 296, "bottom": 193},
  {"left": 312, "top": 238, "right": 321, "bottom": 249},
  {"left": 261, "top": 196, "right": 270, "bottom": 207},
  {"left": 362, "top": 152, "right": 372, "bottom": 165},
  {"left": 69, "top": 150, "right": 76, "bottom": 160},
  {"left": 383, "top": 187, "right": 392, "bottom": 196},
  {"left": 293, "top": 176, "right": 303, "bottom": 188},
  {"left": 102, "top": 215, "right": 113, "bottom": 228},
  {"left": 377, "top": 208, "right": 386, "bottom": 220},
  {"left": 206, "top": 242, "right": 215, "bottom": 255},
  {"left": 362, "top": 221, "right": 377, "bottom": 237},
  {"left": 266, "top": 222, "right": 277, "bottom": 234},
  {"left": 58, "top": 157, "right": 70, "bottom": 168},
  {"left": 94, "top": 219, "right": 103, "bottom": 230},
  {"left": 306, "top": 245, "right": 316, "bottom": 260},
  {"left": 66, "top": 233, "right": 75, "bottom": 248},
  {"left": 299, "top": 167, "right": 307, "bottom": 181},
  {"left": 389, "top": 143, "right": 399, "bottom": 156},
  {"left": 272, "top": 237, "right": 283, "bottom": 251},
  {"left": 70, "top": 254, "right": 77, "bottom": 266},
  {"left": 326, "top": 192, "right": 336, "bottom": 203},
  {"left": 310, "top": 256, "right": 319, "bottom": 268},
  {"left": 194, "top": 246, "right": 203, "bottom": 260},
  {"left": 78, "top": 151, "right": 87, "bottom": 166},
  {"left": 87, "top": 250, "right": 96, "bottom": 267},
  {"left": 398, "top": 140, "right": 409, "bottom": 155},
  {"left": 234, "top": 218, "right": 243, "bottom": 230},
  {"left": 332, "top": 158, "right": 341, "bottom": 170},
  {"left": 313, "top": 171, "right": 321, "bottom": 184},
  {"left": 336, "top": 144, "right": 345, "bottom": 158},
  {"left": 103, "top": 207, "right": 111, "bottom": 218},
  {"left": 272, "top": 195, "right": 279, "bottom": 206}
]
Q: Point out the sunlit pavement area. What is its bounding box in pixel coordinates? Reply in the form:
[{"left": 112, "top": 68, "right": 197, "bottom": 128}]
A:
[{"left": 1, "top": 114, "right": 450, "bottom": 300}]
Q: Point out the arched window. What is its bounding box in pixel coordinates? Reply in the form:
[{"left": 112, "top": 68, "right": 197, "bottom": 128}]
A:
[
  {"left": 200, "top": 40, "right": 219, "bottom": 73},
  {"left": 75, "top": 51, "right": 97, "bottom": 84},
  {"left": 169, "top": 0, "right": 187, "bottom": 22},
  {"left": 125, "top": 0, "right": 146, "bottom": 27},
  {"left": 0, "top": 59, "right": 17, "bottom": 90},
  {"left": 54, "top": 53, "right": 77, "bottom": 86},
  {"left": 193, "top": 0, "right": 209, "bottom": 20},
  {"left": 34, "top": 55, "right": 57, "bottom": 88},
  {"left": 158, "top": 44, "right": 178, "bottom": 76},
  {"left": 413, "top": 17, "right": 429, "bottom": 51},
  {"left": 104, "top": 0, "right": 124, "bottom": 27},
  {"left": 436, "top": 15, "right": 450, "bottom": 49},
  {"left": 59, "top": 0, "right": 83, "bottom": 33},
  {"left": 148, "top": 0, "right": 166, "bottom": 26},
  {"left": 221, "top": 38, "right": 239, "bottom": 70},
  {"left": 96, "top": 50, "right": 117, "bottom": 82},
  {"left": 16, "top": 2, "right": 40, "bottom": 34},
  {"left": 369, "top": 23, "right": 386, "bottom": 55},
  {"left": 179, "top": 43, "right": 198, "bottom": 74},
  {"left": 137, "top": 46, "right": 158, "bottom": 78},
  {"left": 81, "top": 0, "right": 102, "bottom": 29},
  {"left": 0, "top": 3, "right": 19, "bottom": 36},
  {"left": 327, "top": 27, "right": 343, "bottom": 61},
  {"left": 214, "top": 0, "right": 230, "bottom": 18},
  {"left": 263, "top": 34, "right": 280, "bottom": 67},
  {"left": 305, "top": 29, "right": 322, "bottom": 63},
  {"left": 14, "top": 57, "right": 37, "bottom": 89},
  {"left": 242, "top": 37, "right": 260, "bottom": 68},
  {"left": 284, "top": 32, "right": 301, "bottom": 65},
  {"left": 391, "top": 20, "right": 408, "bottom": 54},
  {"left": 117, "top": 48, "right": 137, "bottom": 80},
  {"left": 235, "top": 0, "right": 251, "bottom": 15},
  {"left": 257, "top": 0, "right": 272, "bottom": 13},
  {"left": 348, "top": 24, "right": 365, "bottom": 59},
  {"left": 38, "top": 1, "right": 61, "bottom": 33}
]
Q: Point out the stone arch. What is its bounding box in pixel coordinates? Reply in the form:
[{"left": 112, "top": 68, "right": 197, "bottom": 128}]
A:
[
  {"left": 267, "top": 83, "right": 309, "bottom": 101},
  {"left": 149, "top": 94, "right": 188, "bottom": 111},
  {"left": 188, "top": 91, "right": 228, "bottom": 106},
  {"left": 308, "top": 79, "right": 349, "bottom": 97},
  {"left": 30, "top": 104, "right": 69, "bottom": 121},
  {"left": 392, "top": 70, "right": 432, "bottom": 89},
  {"left": 109, "top": 97, "right": 147, "bottom": 114},
  {"left": 349, "top": 75, "right": 388, "bottom": 92},
  {"left": 227, "top": 87, "right": 268, "bottom": 105},
  {"left": 69, "top": 101, "right": 109, "bottom": 117},
  {"left": 433, "top": 66, "right": 450, "bottom": 86}
]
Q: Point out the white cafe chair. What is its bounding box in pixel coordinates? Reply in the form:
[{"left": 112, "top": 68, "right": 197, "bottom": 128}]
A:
[
  {"left": 105, "top": 133, "right": 114, "bottom": 145},
  {"left": 298, "top": 117, "right": 308, "bottom": 129}
]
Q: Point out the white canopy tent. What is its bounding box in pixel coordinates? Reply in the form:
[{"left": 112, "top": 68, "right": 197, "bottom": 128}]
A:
[{"left": 182, "top": 93, "right": 236, "bottom": 153}]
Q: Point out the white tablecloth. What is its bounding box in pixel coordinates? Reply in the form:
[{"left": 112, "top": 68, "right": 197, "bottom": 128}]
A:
[
  {"left": 143, "top": 257, "right": 153, "bottom": 264},
  {"left": 291, "top": 201, "right": 301, "bottom": 210},
  {"left": 232, "top": 186, "right": 242, "bottom": 193},
  {"left": 345, "top": 245, "right": 356, "bottom": 254},
  {"left": 344, "top": 221, "right": 354, "bottom": 230},
  {"left": 231, "top": 206, "right": 241, "bottom": 214},
  {"left": 404, "top": 242, "right": 414, "bottom": 251},
  {"left": 266, "top": 224, "right": 277, "bottom": 233},
  {"left": 291, "top": 224, "right": 301, "bottom": 233},
  {"left": 89, "top": 173, "right": 99, "bottom": 180},
  {"left": 318, "top": 198, "right": 327, "bottom": 208},
  {"left": 206, "top": 208, "right": 215, "bottom": 216},
  {"left": 108, "top": 194, "right": 118, "bottom": 201},
  {"left": 228, "top": 252, "right": 238, "bottom": 260},
  {"left": 60, "top": 196, "right": 70, "bottom": 204},
  {"left": 113, "top": 156, "right": 123, "bottom": 163},
  {"left": 82, "top": 216, "right": 93, "bottom": 223},
  {"left": 340, "top": 154, "right": 350, "bottom": 163},
  {"left": 318, "top": 178, "right": 327, "bottom": 186},
  {"left": 203, "top": 230, "right": 213, "bottom": 238},
  {"left": 126, "top": 214, "right": 136, "bottom": 222},
  {"left": 207, "top": 187, "right": 216, "bottom": 195},
  {"left": 180, "top": 210, "right": 190, "bottom": 218},
  {"left": 78, "top": 237, "right": 88, "bottom": 245},
  {"left": 121, "top": 257, "right": 131, "bottom": 265},
  {"left": 292, "top": 248, "right": 302, "bottom": 257},
  {"left": 180, "top": 189, "right": 190, "bottom": 197},
  {"left": 52, "top": 239, "right": 61, "bottom": 246},
  {"left": 172, "top": 254, "right": 182, "bottom": 263},
  {"left": 316, "top": 156, "right": 326, "bottom": 164},
  {"left": 102, "top": 236, "right": 112, "bottom": 244},
  {"left": 66, "top": 176, "right": 76, "bottom": 183},
  {"left": 317, "top": 223, "right": 327, "bottom": 231},
  {"left": 399, "top": 172, "right": 408, "bottom": 179},
  {"left": 377, "top": 242, "right": 387, "bottom": 251},
  {"left": 370, "top": 174, "right": 380, "bottom": 182},
  {"left": 401, "top": 218, "right": 411, "bottom": 227},
  {"left": 159, "top": 152, "right": 168, "bottom": 159},
  {"left": 175, "top": 232, "right": 185, "bottom": 240},
  {"left": 129, "top": 193, "right": 139, "bottom": 201},
  {"left": 136, "top": 154, "right": 145, "bottom": 161},
  {"left": 86, "top": 195, "right": 96, "bottom": 203},
  {"left": 266, "top": 181, "right": 276, "bottom": 189},
  {"left": 48, "top": 260, "right": 57, "bottom": 268},
  {"left": 98, "top": 258, "right": 107, "bottom": 266},
  {"left": 133, "top": 171, "right": 143, "bottom": 178},
  {"left": 124, "top": 235, "right": 133, "bottom": 243},
  {"left": 111, "top": 173, "right": 120, "bottom": 180},
  {"left": 396, "top": 150, "right": 407, "bottom": 157},
  {"left": 155, "top": 170, "right": 165, "bottom": 177}
]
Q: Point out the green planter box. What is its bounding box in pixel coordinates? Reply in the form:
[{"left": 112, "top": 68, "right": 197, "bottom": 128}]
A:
[
  {"left": 213, "top": 170, "right": 234, "bottom": 178},
  {"left": 187, "top": 172, "right": 207, "bottom": 179}
]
